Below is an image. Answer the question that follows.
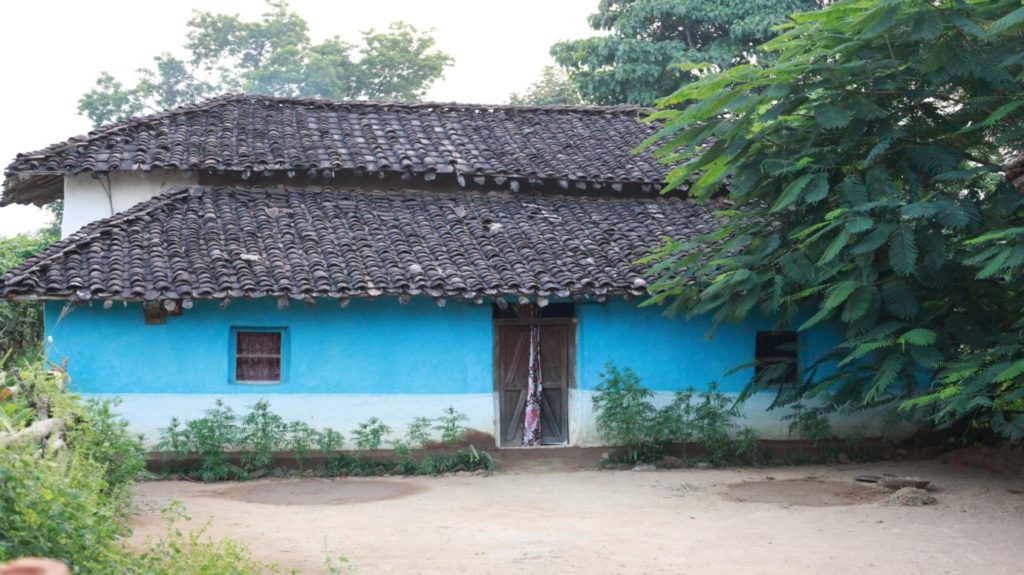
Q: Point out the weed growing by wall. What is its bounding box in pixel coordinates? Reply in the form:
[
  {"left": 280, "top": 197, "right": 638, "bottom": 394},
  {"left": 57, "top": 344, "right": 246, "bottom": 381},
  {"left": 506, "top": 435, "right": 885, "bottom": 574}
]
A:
[{"left": 155, "top": 402, "right": 496, "bottom": 480}]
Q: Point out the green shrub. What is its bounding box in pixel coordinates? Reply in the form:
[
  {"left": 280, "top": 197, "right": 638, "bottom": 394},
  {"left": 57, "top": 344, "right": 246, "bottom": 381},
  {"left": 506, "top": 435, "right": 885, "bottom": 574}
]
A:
[
  {"left": 239, "top": 399, "right": 286, "bottom": 473},
  {"left": 1, "top": 357, "right": 285, "bottom": 574},
  {"left": 592, "top": 364, "right": 757, "bottom": 466},
  {"left": 286, "top": 420, "right": 320, "bottom": 471},
  {"left": 692, "top": 383, "right": 739, "bottom": 466},
  {"left": 435, "top": 407, "right": 468, "bottom": 447},
  {"left": 351, "top": 417, "right": 392, "bottom": 451},
  {"left": 592, "top": 363, "right": 659, "bottom": 463},
  {"left": 0, "top": 449, "right": 132, "bottom": 571},
  {"left": 317, "top": 427, "right": 347, "bottom": 476},
  {"left": 134, "top": 502, "right": 287, "bottom": 574},
  {"left": 786, "top": 404, "right": 835, "bottom": 461},
  {"left": 69, "top": 398, "right": 146, "bottom": 501}
]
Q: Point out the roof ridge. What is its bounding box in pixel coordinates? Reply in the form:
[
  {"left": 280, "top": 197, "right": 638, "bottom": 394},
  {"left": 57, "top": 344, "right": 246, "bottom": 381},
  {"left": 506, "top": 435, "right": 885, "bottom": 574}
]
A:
[{"left": 11, "top": 94, "right": 649, "bottom": 165}]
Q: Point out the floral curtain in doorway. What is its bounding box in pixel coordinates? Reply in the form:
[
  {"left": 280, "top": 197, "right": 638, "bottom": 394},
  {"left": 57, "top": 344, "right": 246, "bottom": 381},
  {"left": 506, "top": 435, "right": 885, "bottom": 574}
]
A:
[{"left": 516, "top": 304, "right": 543, "bottom": 446}]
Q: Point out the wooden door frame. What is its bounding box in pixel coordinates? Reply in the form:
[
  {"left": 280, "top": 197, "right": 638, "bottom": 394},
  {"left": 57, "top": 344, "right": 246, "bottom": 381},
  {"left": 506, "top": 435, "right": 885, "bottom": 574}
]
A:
[{"left": 492, "top": 318, "right": 577, "bottom": 447}]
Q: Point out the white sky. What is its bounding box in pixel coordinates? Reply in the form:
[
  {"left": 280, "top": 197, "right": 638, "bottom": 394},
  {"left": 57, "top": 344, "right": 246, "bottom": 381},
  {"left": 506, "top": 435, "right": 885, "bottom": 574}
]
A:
[{"left": 0, "top": 0, "right": 598, "bottom": 238}]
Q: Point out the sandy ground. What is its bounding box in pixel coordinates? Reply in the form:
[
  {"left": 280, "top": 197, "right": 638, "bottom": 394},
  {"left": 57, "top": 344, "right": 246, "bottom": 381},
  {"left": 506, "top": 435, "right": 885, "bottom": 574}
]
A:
[{"left": 128, "top": 459, "right": 1024, "bottom": 574}]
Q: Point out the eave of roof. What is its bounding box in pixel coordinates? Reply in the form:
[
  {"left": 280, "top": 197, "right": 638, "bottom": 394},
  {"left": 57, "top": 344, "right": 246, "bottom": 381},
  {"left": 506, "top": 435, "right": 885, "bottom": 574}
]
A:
[{"left": 0, "top": 184, "right": 721, "bottom": 304}]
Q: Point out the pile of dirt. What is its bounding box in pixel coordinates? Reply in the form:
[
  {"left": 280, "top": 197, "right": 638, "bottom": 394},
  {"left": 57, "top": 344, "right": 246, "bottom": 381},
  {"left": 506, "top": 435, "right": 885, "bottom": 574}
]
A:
[
  {"left": 217, "top": 479, "right": 422, "bottom": 505},
  {"left": 887, "top": 487, "right": 937, "bottom": 507},
  {"left": 722, "top": 478, "right": 887, "bottom": 507}
]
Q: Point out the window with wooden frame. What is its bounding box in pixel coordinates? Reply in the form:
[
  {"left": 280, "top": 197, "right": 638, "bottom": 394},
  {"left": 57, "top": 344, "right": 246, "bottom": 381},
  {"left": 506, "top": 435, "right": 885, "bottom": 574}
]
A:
[
  {"left": 232, "top": 329, "right": 286, "bottom": 384},
  {"left": 755, "top": 331, "right": 799, "bottom": 386}
]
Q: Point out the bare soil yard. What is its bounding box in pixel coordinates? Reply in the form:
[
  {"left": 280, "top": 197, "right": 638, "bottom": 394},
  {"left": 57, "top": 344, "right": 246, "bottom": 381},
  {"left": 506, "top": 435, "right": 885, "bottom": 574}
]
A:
[{"left": 129, "top": 459, "right": 1024, "bottom": 574}]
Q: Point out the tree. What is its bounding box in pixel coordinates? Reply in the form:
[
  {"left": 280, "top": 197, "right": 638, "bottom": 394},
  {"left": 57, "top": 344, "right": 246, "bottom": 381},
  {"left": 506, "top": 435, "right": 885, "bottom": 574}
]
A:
[
  {"left": 77, "top": 0, "right": 453, "bottom": 126},
  {"left": 642, "top": 0, "right": 1024, "bottom": 440},
  {"left": 1, "top": 228, "right": 58, "bottom": 360},
  {"left": 550, "top": 0, "right": 821, "bottom": 105},
  {"left": 509, "top": 66, "right": 582, "bottom": 106}
]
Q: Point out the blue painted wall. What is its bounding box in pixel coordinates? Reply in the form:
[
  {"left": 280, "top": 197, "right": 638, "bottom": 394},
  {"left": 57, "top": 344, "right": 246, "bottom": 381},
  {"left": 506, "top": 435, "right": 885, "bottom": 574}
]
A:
[
  {"left": 576, "top": 298, "right": 840, "bottom": 392},
  {"left": 46, "top": 296, "right": 839, "bottom": 396},
  {"left": 45, "top": 298, "right": 493, "bottom": 394}
]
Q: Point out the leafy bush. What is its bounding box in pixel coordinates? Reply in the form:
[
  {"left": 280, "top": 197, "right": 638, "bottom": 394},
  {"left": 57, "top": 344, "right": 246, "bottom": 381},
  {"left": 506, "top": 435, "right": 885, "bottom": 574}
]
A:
[
  {"left": 70, "top": 398, "right": 146, "bottom": 500},
  {"left": 692, "top": 383, "right": 740, "bottom": 465},
  {"left": 239, "top": 399, "right": 286, "bottom": 473},
  {"left": 786, "top": 404, "right": 835, "bottom": 462},
  {"left": 155, "top": 402, "right": 493, "bottom": 479},
  {"left": 351, "top": 417, "right": 392, "bottom": 452},
  {"left": 592, "top": 363, "right": 658, "bottom": 463},
  {"left": 0, "top": 449, "right": 131, "bottom": 571},
  {"left": 0, "top": 230, "right": 58, "bottom": 360},
  {"left": 1, "top": 355, "right": 278, "bottom": 574},
  {"left": 592, "top": 363, "right": 762, "bottom": 465},
  {"left": 435, "top": 407, "right": 468, "bottom": 447},
  {"left": 317, "top": 427, "right": 347, "bottom": 476}
]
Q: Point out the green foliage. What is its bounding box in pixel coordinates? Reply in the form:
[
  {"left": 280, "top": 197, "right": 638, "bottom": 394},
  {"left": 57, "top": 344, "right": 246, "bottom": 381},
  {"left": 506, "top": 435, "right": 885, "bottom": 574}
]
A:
[
  {"left": 691, "top": 382, "right": 739, "bottom": 465},
  {"left": 133, "top": 502, "right": 287, "bottom": 574},
  {"left": 156, "top": 402, "right": 493, "bottom": 479},
  {"left": 316, "top": 427, "right": 347, "bottom": 476},
  {"left": 70, "top": 398, "right": 147, "bottom": 499},
  {"left": 733, "top": 426, "right": 762, "bottom": 465},
  {"left": 351, "top": 416, "right": 392, "bottom": 452},
  {"left": 509, "top": 66, "right": 582, "bottom": 106},
  {"left": 592, "top": 363, "right": 658, "bottom": 462},
  {"left": 239, "top": 399, "right": 286, "bottom": 473},
  {"left": 0, "top": 449, "right": 132, "bottom": 571},
  {"left": 286, "top": 420, "right": 319, "bottom": 470},
  {"left": 786, "top": 404, "right": 835, "bottom": 461},
  {"left": 644, "top": 0, "right": 1024, "bottom": 441},
  {"left": 1, "top": 356, "right": 279, "bottom": 574},
  {"left": 0, "top": 229, "right": 58, "bottom": 359},
  {"left": 592, "top": 364, "right": 756, "bottom": 464},
  {"left": 551, "top": 0, "right": 821, "bottom": 105},
  {"left": 435, "top": 406, "right": 468, "bottom": 448},
  {"left": 77, "top": 0, "right": 453, "bottom": 126}
]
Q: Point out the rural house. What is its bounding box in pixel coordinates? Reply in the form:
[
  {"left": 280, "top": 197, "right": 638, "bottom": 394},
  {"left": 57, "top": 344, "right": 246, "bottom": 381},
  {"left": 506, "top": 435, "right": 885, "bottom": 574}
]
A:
[{"left": 0, "top": 95, "right": 879, "bottom": 446}]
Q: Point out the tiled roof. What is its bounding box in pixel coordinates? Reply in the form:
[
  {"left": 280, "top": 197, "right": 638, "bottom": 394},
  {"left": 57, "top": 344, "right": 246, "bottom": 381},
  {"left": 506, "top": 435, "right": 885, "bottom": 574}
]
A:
[
  {"left": 2, "top": 94, "right": 669, "bottom": 206},
  {"left": 0, "top": 185, "right": 720, "bottom": 302}
]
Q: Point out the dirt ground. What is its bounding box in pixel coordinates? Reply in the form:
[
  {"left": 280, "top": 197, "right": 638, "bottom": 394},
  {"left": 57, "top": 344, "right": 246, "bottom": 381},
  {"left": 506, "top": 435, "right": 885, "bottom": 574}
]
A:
[{"left": 128, "top": 459, "right": 1024, "bottom": 574}]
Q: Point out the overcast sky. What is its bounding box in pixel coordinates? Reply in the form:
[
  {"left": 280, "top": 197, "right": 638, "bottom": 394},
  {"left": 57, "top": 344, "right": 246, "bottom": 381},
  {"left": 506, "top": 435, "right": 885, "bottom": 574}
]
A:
[{"left": 0, "top": 0, "right": 598, "bottom": 237}]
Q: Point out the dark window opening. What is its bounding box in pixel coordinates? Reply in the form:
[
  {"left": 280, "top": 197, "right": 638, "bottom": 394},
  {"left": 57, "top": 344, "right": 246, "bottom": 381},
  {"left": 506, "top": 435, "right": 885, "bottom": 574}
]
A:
[
  {"left": 755, "top": 331, "right": 799, "bottom": 385},
  {"left": 235, "top": 331, "right": 283, "bottom": 382}
]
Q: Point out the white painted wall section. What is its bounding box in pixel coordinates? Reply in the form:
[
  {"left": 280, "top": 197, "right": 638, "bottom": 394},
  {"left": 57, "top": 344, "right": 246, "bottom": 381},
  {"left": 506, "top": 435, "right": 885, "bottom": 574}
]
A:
[
  {"left": 88, "top": 393, "right": 497, "bottom": 449},
  {"left": 91, "top": 391, "right": 912, "bottom": 450},
  {"left": 62, "top": 171, "right": 198, "bottom": 238}
]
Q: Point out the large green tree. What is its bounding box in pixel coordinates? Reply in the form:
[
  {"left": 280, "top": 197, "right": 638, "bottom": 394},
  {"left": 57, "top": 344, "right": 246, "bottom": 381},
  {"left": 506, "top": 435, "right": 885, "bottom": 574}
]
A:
[
  {"left": 509, "top": 66, "right": 583, "bottom": 106},
  {"left": 643, "top": 0, "right": 1024, "bottom": 440},
  {"left": 77, "top": 0, "right": 453, "bottom": 126},
  {"left": 551, "top": 0, "right": 822, "bottom": 105},
  {"left": 0, "top": 228, "right": 58, "bottom": 360}
]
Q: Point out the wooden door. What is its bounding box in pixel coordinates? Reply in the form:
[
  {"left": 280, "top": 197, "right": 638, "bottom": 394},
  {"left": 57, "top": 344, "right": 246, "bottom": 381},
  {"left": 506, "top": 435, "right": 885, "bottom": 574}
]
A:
[{"left": 495, "top": 320, "right": 575, "bottom": 447}]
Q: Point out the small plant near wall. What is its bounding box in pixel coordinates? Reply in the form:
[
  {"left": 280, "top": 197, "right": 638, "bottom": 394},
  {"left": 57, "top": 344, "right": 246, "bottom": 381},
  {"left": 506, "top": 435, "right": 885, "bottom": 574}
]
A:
[
  {"left": 155, "top": 403, "right": 496, "bottom": 480},
  {"left": 239, "top": 399, "right": 286, "bottom": 473},
  {"left": 435, "top": 407, "right": 469, "bottom": 447},
  {"left": 351, "top": 417, "right": 392, "bottom": 451},
  {"left": 592, "top": 363, "right": 767, "bottom": 466},
  {"left": 592, "top": 363, "right": 659, "bottom": 463},
  {"left": 785, "top": 404, "right": 836, "bottom": 463}
]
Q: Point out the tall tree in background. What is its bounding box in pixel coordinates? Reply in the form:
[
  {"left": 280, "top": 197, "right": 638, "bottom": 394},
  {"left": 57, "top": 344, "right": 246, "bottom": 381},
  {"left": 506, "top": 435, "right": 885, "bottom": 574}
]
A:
[
  {"left": 78, "top": 0, "right": 453, "bottom": 126},
  {"left": 509, "top": 66, "right": 582, "bottom": 106},
  {"left": 551, "top": 0, "right": 821, "bottom": 105},
  {"left": 643, "top": 0, "right": 1024, "bottom": 440}
]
